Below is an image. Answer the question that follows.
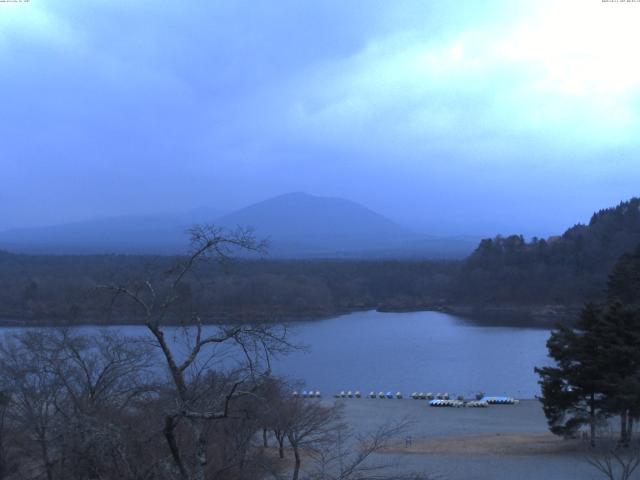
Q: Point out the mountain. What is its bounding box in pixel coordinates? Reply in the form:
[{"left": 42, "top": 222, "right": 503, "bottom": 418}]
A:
[
  {"left": 0, "top": 193, "right": 477, "bottom": 257},
  {"left": 0, "top": 208, "right": 222, "bottom": 255},
  {"left": 216, "top": 192, "right": 479, "bottom": 257},
  {"left": 215, "top": 192, "right": 413, "bottom": 256}
]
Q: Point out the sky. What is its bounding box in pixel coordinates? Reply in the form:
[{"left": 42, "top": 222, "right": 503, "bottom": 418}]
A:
[{"left": 2, "top": 0, "right": 640, "bottom": 236}]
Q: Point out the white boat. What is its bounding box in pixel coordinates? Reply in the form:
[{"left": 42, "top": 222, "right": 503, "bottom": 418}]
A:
[
  {"left": 481, "top": 396, "right": 517, "bottom": 405},
  {"left": 465, "top": 400, "right": 489, "bottom": 408},
  {"left": 429, "top": 399, "right": 463, "bottom": 408}
]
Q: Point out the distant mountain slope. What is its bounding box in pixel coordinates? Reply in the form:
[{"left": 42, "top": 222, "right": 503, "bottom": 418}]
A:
[
  {"left": 0, "top": 208, "right": 222, "bottom": 254},
  {"left": 216, "top": 192, "right": 418, "bottom": 256},
  {"left": 0, "top": 193, "right": 477, "bottom": 258}
]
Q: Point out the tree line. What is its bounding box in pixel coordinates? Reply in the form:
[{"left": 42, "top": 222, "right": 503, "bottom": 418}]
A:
[
  {"left": 0, "top": 250, "right": 456, "bottom": 326},
  {"left": 456, "top": 198, "right": 640, "bottom": 307},
  {"left": 2, "top": 197, "right": 640, "bottom": 328}
]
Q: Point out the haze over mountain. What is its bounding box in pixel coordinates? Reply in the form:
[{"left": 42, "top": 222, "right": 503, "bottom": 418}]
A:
[
  {"left": 216, "top": 192, "right": 409, "bottom": 256},
  {"left": 0, "top": 208, "right": 223, "bottom": 255},
  {"left": 0, "top": 193, "right": 477, "bottom": 258}
]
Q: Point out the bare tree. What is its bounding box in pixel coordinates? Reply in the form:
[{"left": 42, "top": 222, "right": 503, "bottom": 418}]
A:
[
  {"left": 283, "top": 399, "right": 342, "bottom": 480},
  {"left": 0, "top": 328, "right": 163, "bottom": 480},
  {"left": 40, "top": 329, "right": 156, "bottom": 414},
  {"left": 0, "top": 332, "right": 64, "bottom": 480},
  {"left": 0, "top": 390, "right": 18, "bottom": 480},
  {"left": 258, "top": 377, "right": 294, "bottom": 459},
  {"left": 46, "top": 329, "right": 157, "bottom": 480},
  {"left": 102, "top": 225, "right": 294, "bottom": 480},
  {"left": 308, "top": 419, "right": 425, "bottom": 480},
  {"left": 586, "top": 443, "right": 640, "bottom": 480}
]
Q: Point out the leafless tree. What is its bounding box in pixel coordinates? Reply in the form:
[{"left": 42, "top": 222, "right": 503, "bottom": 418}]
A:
[
  {"left": 257, "top": 377, "right": 295, "bottom": 459},
  {"left": 283, "top": 399, "right": 343, "bottom": 480},
  {"left": 0, "top": 390, "right": 18, "bottom": 479},
  {"left": 47, "top": 329, "right": 157, "bottom": 480},
  {"left": 0, "top": 332, "right": 64, "bottom": 480},
  {"left": 586, "top": 442, "right": 640, "bottom": 480},
  {"left": 101, "top": 225, "right": 294, "bottom": 480},
  {"left": 308, "top": 419, "right": 426, "bottom": 480},
  {"left": 41, "top": 329, "right": 156, "bottom": 413},
  {"left": 0, "top": 328, "right": 162, "bottom": 480}
]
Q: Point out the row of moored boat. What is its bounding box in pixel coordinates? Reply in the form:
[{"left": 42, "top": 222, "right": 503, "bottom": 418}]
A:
[
  {"left": 292, "top": 390, "right": 518, "bottom": 406},
  {"left": 292, "top": 390, "right": 321, "bottom": 398}
]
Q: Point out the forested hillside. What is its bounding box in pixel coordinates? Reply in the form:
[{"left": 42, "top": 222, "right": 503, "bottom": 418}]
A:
[{"left": 455, "top": 198, "right": 640, "bottom": 306}]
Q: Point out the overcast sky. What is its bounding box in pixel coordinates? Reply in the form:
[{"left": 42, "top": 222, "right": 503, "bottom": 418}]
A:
[{"left": 2, "top": 0, "right": 640, "bottom": 236}]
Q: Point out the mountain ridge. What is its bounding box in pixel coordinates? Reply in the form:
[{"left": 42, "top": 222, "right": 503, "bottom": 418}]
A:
[
  {"left": 0, "top": 192, "right": 477, "bottom": 258},
  {"left": 215, "top": 192, "right": 417, "bottom": 256}
]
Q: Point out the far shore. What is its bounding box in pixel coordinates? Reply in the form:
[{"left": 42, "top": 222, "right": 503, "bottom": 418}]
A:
[{"left": 0, "top": 303, "right": 577, "bottom": 329}]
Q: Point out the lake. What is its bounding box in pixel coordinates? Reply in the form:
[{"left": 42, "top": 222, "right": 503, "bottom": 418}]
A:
[
  {"left": 0, "top": 310, "right": 552, "bottom": 399},
  {"left": 273, "top": 310, "right": 552, "bottom": 399}
]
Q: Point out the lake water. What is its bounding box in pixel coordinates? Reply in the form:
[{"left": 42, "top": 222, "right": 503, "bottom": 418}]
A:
[
  {"left": 0, "top": 310, "right": 552, "bottom": 399},
  {"left": 273, "top": 310, "right": 552, "bottom": 399}
]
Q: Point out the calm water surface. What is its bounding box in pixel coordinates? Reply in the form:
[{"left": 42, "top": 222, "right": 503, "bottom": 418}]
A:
[
  {"left": 0, "top": 310, "right": 551, "bottom": 398},
  {"left": 274, "top": 310, "right": 551, "bottom": 399}
]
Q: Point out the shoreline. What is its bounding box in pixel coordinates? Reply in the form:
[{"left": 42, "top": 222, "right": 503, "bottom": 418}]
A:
[
  {"left": 0, "top": 303, "right": 574, "bottom": 328},
  {"left": 383, "top": 432, "right": 585, "bottom": 456},
  {"left": 335, "top": 399, "right": 598, "bottom": 479}
]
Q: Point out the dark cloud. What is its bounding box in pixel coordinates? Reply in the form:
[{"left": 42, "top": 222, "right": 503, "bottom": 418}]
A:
[{"left": 1, "top": 0, "right": 639, "bottom": 235}]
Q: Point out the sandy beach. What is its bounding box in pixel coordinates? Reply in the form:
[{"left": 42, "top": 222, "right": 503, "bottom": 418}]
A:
[
  {"left": 333, "top": 398, "right": 608, "bottom": 480},
  {"left": 384, "top": 432, "right": 582, "bottom": 456}
]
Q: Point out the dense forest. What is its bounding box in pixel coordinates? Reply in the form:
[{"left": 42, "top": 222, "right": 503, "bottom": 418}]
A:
[
  {"left": 0, "top": 252, "right": 456, "bottom": 325},
  {"left": 1, "top": 197, "right": 639, "bottom": 327},
  {"left": 455, "top": 198, "right": 640, "bottom": 307}
]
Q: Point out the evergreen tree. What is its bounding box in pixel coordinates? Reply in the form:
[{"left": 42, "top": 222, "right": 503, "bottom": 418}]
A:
[
  {"left": 535, "top": 304, "right": 607, "bottom": 446},
  {"left": 607, "top": 244, "right": 640, "bottom": 309},
  {"left": 596, "top": 302, "right": 640, "bottom": 446},
  {"left": 603, "top": 247, "right": 640, "bottom": 445},
  {"left": 537, "top": 246, "right": 640, "bottom": 446}
]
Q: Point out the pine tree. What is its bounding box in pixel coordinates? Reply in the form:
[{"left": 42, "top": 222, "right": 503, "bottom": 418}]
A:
[
  {"left": 603, "top": 247, "right": 640, "bottom": 446},
  {"left": 535, "top": 304, "right": 607, "bottom": 446},
  {"left": 536, "top": 246, "right": 640, "bottom": 446},
  {"left": 607, "top": 245, "right": 640, "bottom": 309},
  {"left": 597, "top": 303, "right": 640, "bottom": 446}
]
